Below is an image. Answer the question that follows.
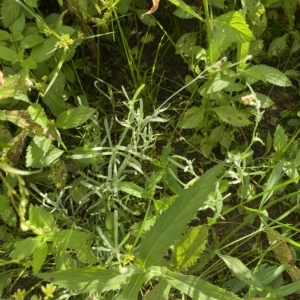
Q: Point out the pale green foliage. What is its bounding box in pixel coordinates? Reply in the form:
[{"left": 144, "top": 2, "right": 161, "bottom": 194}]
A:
[{"left": 171, "top": 225, "right": 208, "bottom": 270}]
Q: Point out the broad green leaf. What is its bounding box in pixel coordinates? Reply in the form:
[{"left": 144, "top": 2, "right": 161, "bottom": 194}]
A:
[
  {"left": 177, "top": 106, "right": 204, "bottom": 129},
  {"left": 268, "top": 34, "right": 288, "bottom": 57},
  {"left": 32, "top": 240, "right": 48, "bottom": 273},
  {"left": 115, "top": 274, "right": 153, "bottom": 300},
  {"left": 10, "top": 11, "right": 25, "bottom": 34},
  {"left": 56, "top": 106, "right": 96, "bottom": 129},
  {"left": 10, "top": 237, "right": 39, "bottom": 260},
  {"left": 116, "top": 0, "right": 131, "bottom": 14},
  {"left": 24, "top": 0, "right": 38, "bottom": 7},
  {"left": 30, "top": 36, "right": 58, "bottom": 63},
  {"left": 28, "top": 103, "right": 48, "bottom": 128},
  {"left": 137, "top": 163, "right": 224, "bottom": 268},
  {"left": 218, "top": 253, "right": 264, "bottom": 291},
  {"left": 26, "top": 144, "right": 63, "bottom": 168},
  {"left": 168, "top": 0, "right": 203, "bottom": 20},
  {"left": 175, "top": 32, "right": 197, "bottom": 57},
  {"left": 273, "top": 125, "right": 288, "bottom": 153},
  {"left": 185, "top": 75, "right": 199, "bottom": 94},
  {"left": 35, "top": 266, "right": 143, "bottom": 294},
  {"left": 29, "top": 205, "right": 56, "bottom": 233},
  {"left": 198, "top": 71, "right": 235, "bottom": 96},
  {"left": 0, "top": 30, "right": 10, "bottom": 41},
  {"left": 211, "top": 0, "right": 224, "bottom": 8},
  {"left": 0, "top": 194, "right": 16, "bottom": 227},
  {"left": 214, "top": 11, "right": 254, "bottom": 43},
  {"left": 211, "top": 106, "right": 251, "bottom": 127},
  {"left": 144, "top": 279, "right": 171, "bottom": 300},
  {"left": 171, "top": 225, "right": 208, "bottom": 270},
  {"left": 26, "top": 136, "right": 52, "bottom": 167},
  {"left": 240, "top": 66, "right": 266, "bottom": 84},
  {"left": 20, "top": 34, "right": 44, "bottom": 49},
  {"left": 211, "top": 28, "right": 234, "bottom": 61},
  {"left": 20, "top": 57, "right": 37, "bottom": 69},
  {"left": 76, "top": 244, "right": 98, "bottom": 264},
  {"left": 162, "top": 268, "right": 241, "bottom": 300},
  {"left": 244, "top": 1, "right": 266, "bottom": 37},
  {"left": 117, "top": 182, "right": 151, "bottom": 199},
  {"left": 43, "top": 88, "right": 67, "bottom": 117},
  {"left": 1, "top": 0, "right": 21, "bottom": 28},
  {"left": 0, "top": 46, "right": 19, "bottom": 62},
  {"left": 200, "top": 126, "right": 224, "bottom": 157},
  {"left": 246, "top": 64, "right": 292, "bottom": 87},
  {"left": 237, "top": 42, "right": 250, "bottom": 69},
  {"left": 52, "top": 229, "right": 88, "bottom": 251}
]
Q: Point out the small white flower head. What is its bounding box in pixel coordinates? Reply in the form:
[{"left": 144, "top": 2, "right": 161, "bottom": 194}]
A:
[{"left": 241, "top": 94, "right": 256, "bottom": 106}]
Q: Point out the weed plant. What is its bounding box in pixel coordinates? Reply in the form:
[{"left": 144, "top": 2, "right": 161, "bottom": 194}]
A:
[{"left": 0, "top": 0, "right": 300, "bottom": 299}]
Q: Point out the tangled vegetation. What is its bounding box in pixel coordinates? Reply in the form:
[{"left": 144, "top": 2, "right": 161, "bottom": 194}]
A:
[{"left": 1, "top": 0, "right": 300, "bottom": 299}]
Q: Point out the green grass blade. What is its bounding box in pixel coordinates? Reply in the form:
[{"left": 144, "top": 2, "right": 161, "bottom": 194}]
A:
[
  {"left": 137, "top": 163, "right": 224, "bottom": 269},
  {"left": 163, "top": 268, "right": 241, "bottom": 300}
]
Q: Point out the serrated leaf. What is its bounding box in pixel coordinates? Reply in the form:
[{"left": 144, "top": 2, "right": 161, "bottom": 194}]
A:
[
  {"left": 26, "top": 143, "right": 63, "bottom": 168},
  {"left": 163, "top": 269, "right": 241, "bottom": 300},
  {"left": 273, "top": 125, "right": 288, "bottom": 153},
  {"left": 178, "top": 106, "right": 204, "bottom": 129},
  {"left": 211, "top": 106, "right": 251, "bottom": 127},
  {"left": 171, "top": 225, "right": 208, "bottom": 270},
  {"left": 176, "top": 32, "right": 197, "bottom": 57},
  {"left": 28, "top": 103, "right": 48, "bottom": 128},
  {"left": 137, "top": 163, "right": 224, "bottom": 268},
  {"left": 20, "top": 34, "right": 45, "bottom": 49},
  {"left": 0, "top": 46, "right": 19, "bottom": 62},
  {"left": 30, "top": 36, "right": 58, "bottom": 63},
  {"left": 117, "top": 182, "right": 151, "bottom": 199},
  {"left": 116, "top": 0, "right": 131, "bottom": 14},
  {"left": 26, "top": 136, "right": 52, "bottom": 167},
  {"left": 29, "top": 205, "right": 56, "bottom": 233},
  {"left": 268, "top": 34, "right": 288, "bottom": 57},
  {"left": 32, "top": 240, "right": 48, "bottom": 273},
  {"left": 56, "top": 106, "right": 96, "bottom": 129},
  {"left": 1, "top": 0, "right": 21, "bottom": 28},
  {"left": 10, "top": 237, "right": 39, "bottom": 260},
  {"left": 211, "top": 28, "right": 234, "bottom": 61},
  {"left": 0, "top": 30, "right": 10, "bottom": 41},
  {"left": 198, "top": 71, "right": 235, "bottom": 96},
  {"left": 214, "top": 11, "right": 254, "bottom": 43},
  {"left": 247, "top": 64, "right": 292, "bottom": 87}
]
